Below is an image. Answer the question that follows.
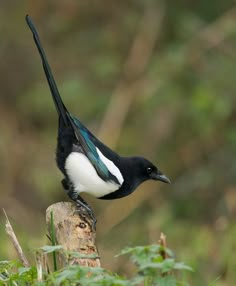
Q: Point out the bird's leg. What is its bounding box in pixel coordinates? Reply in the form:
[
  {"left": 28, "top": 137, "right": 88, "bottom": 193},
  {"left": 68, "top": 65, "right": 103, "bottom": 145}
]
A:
[{"left": 61, "top": 178, "right": 97, "bottom": 230}]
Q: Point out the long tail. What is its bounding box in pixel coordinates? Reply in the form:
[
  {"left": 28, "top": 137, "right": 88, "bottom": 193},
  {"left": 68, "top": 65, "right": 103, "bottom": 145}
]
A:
[{"left": 26, "top": 15, "right": 68, "bottom": 126}]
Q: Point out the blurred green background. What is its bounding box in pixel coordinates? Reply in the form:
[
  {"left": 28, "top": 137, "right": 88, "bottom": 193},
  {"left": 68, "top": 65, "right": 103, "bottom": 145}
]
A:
[{"left": 0, "top": 0, "right": 236, "bottom": 285}]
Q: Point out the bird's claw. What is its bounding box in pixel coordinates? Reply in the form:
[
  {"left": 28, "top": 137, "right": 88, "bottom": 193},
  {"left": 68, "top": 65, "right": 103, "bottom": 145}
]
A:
[{"left": 75, "top": 199, "right": 97, "bottom": 231}]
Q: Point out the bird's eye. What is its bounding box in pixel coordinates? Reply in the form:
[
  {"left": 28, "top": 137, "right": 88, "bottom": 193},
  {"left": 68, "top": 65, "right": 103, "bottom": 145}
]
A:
[{"left": 146, "top": 167, "right": 152, "bottom": 174}]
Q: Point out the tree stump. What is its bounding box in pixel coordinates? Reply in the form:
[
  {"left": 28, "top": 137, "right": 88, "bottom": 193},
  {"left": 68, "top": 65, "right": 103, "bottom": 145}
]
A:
[{"left": 46, "top": 202, "right": 100, "bottom": 267}]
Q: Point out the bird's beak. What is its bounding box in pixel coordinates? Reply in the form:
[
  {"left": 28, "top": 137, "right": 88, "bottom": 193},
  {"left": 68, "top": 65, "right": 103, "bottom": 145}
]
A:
[{"left": 151, "top": 171, "right": 171, "bottom": 184}]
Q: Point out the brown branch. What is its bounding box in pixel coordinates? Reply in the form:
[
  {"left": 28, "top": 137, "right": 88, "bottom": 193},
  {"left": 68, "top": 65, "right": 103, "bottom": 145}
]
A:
[
  {"left": 3, "top": 209, "right": 30, "bottom": 267},
  {"left": 46, "top": 202, "right": 100, "bottom": 267}
]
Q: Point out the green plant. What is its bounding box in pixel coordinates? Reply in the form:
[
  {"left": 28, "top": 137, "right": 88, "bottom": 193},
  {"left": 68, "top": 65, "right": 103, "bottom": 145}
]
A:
[{"left": 0, "top": 243, "right": 192, "bottom": 285}]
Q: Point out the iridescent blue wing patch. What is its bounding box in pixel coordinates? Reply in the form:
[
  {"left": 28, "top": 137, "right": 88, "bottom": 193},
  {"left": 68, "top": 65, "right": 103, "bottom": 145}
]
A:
[{"left": 69, "top": 115, "right": 120, "bottom": 185}]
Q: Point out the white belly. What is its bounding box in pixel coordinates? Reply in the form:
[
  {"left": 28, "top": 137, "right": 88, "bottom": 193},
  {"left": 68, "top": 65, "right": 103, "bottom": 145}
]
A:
[{"left": 65, "top": 151, "right": 122, "bottom": 198}]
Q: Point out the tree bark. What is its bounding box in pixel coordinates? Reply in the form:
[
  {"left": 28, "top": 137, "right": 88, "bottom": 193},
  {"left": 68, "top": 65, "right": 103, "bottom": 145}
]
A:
[{"left": 46, "top": 202, "right": 100, "bottom": 267}]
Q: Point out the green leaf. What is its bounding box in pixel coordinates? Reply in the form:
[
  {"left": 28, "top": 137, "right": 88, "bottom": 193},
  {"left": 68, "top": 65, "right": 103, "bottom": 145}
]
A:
[
  {"left": 39, "top": 245, "right": 63, "bottom": 253},
  {"left": 155, "top": 276, "right": 177, "bottom": 286},
  {"left": 18, "top": 267, "right": 31, "bottom": 275},
  {"left": 161, "top": 259, "right": 176, "bottom": 273},
  {"left": 173, "top": 262, "right": 193, "bottom": 272}
]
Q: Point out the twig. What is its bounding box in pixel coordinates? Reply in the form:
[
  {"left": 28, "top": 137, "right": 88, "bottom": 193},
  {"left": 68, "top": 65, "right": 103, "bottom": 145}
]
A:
[
  {"left": 158, "top": 232, "right": 168, "bottom": 277},
  {"left": 158, "top": 232, "right": 167, "bottom": 260},
  {"left": 35, "top": 251, "right": 43, "bottom": 282},
  {"left": 3, "top": 209, "right": 30, "bottom": 267},
  {"left": 35, "top": 250, "right": 48, "bottom": 282}
]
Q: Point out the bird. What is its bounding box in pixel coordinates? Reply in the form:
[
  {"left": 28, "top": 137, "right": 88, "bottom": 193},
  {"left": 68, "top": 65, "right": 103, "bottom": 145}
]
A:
[{"left": 26, "top": 15, "right": 170, "bottom": 228}]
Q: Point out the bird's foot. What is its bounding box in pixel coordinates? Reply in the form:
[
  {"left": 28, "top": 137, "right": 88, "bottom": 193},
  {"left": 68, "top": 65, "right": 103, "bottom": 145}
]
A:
[
  {"left": 75, "top": 196, "right": 97, "bottom": 231},
  {"left": 61, "top": 178, "right": 97, "bottom": 231}
]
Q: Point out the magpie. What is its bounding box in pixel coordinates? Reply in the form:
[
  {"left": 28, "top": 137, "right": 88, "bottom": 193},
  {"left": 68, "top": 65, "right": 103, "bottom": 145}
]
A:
[{"left": 26, "top": 15, "right": 170, "bottom": 227}]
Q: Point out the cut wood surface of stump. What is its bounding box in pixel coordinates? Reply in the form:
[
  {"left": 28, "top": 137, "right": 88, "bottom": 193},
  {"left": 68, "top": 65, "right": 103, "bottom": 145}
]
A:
[{"left": 46, "top": 202, "right": 100, "bottom": 267}]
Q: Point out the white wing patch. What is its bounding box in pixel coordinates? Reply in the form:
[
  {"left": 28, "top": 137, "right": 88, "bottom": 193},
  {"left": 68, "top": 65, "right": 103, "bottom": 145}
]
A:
[
  {"left": 96, "top": 147, "right": 124, "bottom": 185},
  {"left": 65, "top": 149, "right": 123, "bottom": 198}
]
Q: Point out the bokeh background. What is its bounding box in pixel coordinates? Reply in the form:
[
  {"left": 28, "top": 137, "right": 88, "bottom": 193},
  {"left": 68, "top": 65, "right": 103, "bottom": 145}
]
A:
[{"left": 0, "top": 0, "right": 236, "bottom": 285}]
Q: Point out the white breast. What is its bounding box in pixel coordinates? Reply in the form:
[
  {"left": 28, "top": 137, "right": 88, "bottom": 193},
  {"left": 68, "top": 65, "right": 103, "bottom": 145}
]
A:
[{"left": 65, "top": 149, "right": 124, "bottom": 198}]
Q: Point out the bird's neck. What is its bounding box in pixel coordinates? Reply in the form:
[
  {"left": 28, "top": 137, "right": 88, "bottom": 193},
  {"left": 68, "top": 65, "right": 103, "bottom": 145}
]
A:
[{"left": 119, "top": 156, "right": 146, "bottom": 191}]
